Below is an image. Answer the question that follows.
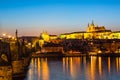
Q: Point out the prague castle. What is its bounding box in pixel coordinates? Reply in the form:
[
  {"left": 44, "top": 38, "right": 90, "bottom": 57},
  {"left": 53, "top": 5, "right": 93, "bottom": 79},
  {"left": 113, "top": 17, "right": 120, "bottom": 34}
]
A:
[
  {"left": 40, "top": 21, "right": 120, "bottom": 42},
  {"left": 60, "top": 21, "right": 120, "bottom": 39},
  {"left": 87, "top": 21, "right": 109, "bottom": 32}
]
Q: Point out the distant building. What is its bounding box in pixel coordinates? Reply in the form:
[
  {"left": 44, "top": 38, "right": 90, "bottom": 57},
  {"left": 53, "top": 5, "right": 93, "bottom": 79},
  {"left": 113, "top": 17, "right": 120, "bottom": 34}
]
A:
[
  {"left": 40, "top": 21, "right": 120, "bottom": 40},
  {"left": 49, "top": 35, "right": 58, "bottom": 40},
  {"left": 20, "top": 36, "right": 39, "bottom": 43},
  {"left": 39, "top": 31, "right": 60, "bottom": 47},
  {"left": 20, "top": 36, "right": 39, "bottom": 48},
  {"left": 41, "top": 31, "right": 50, "bottom": 42},
  {"left": 60, "top": 21, "right": 113, "bottom": 39},
  {"left": 87, "top": 20, "right": 107, "bottom": 32},
  {"left": 110, "top": 31, "right": 120, "bottom": 39},
  {"left": 87, "top": 21, "right": 111, "bottom": 39},
  {"left": 60, "top": 32, "right": 85, "bottom": 39},
  {"left": 41, "top": 43, "right": 63, "bottom": 53}
]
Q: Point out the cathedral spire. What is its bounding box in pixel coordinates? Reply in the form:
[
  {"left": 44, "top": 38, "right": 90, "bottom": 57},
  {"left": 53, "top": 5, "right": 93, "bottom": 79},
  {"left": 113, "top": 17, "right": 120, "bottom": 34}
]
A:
[
  {"left": 92, "top": 20, "right": 94, "bottom": 24},
  {"left": 88, "top": 23, "right": 89, "bottom": 27},
  {"left": 16, "top": 29, "right": 18, "bottom": 38},
  {"left": 91, "top": 20, "right": 94, "bottom": 26}
]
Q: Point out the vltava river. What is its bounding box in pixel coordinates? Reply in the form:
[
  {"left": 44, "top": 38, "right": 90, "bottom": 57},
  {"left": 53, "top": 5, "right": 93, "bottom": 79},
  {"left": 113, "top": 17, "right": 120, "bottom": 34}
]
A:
[{"left": 24, "top": 57, "right": 120, "bottom": 80}]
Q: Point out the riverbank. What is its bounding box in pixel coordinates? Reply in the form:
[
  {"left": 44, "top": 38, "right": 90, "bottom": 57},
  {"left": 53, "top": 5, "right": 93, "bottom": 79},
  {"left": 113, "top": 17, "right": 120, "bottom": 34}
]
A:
[
  {"left": 32, "top": 52, "right": 120, "bottom": 58},
  {"left": 90, "top": 53, "right": 120, "bottom": 57}
]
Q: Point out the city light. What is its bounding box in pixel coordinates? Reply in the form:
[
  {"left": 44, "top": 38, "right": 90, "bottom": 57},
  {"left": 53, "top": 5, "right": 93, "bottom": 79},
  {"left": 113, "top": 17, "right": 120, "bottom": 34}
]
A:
[
  {"left": 8, "top": 35, "right": 11, "bottom": 38},
  {"left": 2, "top": 33, "right": 6, "bottom": 37}
]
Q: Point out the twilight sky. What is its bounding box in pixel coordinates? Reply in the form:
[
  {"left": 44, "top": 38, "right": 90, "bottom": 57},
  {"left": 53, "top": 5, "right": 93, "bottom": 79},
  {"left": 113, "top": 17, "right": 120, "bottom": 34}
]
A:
[{"left": 0, "top": 0, "right": 120, "bottom": 36}]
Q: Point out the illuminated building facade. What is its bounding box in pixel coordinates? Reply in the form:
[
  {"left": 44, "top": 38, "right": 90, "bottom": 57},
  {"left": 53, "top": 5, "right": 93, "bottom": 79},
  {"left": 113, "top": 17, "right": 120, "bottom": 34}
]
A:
[
  {"left": 41, "top": 31, "right": 50, "bottom": 42},
  {"left": 40, "top": 21, "right": 120, "bottom": 40},
  {"left": 39, "top": 31, "right": 59, "bottom": 47},
  {"left": 59, "top": 21, "right": 120, "bottom": 39},
  {"left": 110, "top": 31, "right": 120, "bottom": 39},
  {"left": 49, "top": 35, "right": 58, "bottom": 40},
  {"left": 40, "top": 31, "right": 58, "bottom": 41},
  {"left": 87, "top": 21, "right": 107, "bottom": 32}
]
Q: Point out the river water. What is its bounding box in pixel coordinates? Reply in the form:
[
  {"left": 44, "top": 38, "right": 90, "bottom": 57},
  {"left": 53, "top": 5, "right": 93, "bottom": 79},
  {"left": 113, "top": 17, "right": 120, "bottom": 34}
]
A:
[{"left": 24, "top": 57, "right": 120, "bottom": 80}]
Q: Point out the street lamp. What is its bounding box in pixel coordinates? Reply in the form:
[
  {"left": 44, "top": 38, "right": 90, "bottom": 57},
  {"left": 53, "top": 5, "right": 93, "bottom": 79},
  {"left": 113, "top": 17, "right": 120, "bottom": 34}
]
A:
[
  {"left": 2, "top": 33, "right": 6, "bottom": 41},
  {"left": 7, "top": 35, "right": 12, "bottom": 43},
  {"left": 8, "top": 35, "right": 11, "bottom": 38},
  {"left": 2, "top": 33, "right": 6, "bottom": 37}
]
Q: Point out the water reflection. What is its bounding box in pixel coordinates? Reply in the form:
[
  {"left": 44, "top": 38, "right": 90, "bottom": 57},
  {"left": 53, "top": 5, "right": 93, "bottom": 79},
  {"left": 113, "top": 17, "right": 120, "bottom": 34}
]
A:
[
  {"left": 108, "top": 57, "right": 111, "bottom": 73},
  {"left": 90, "top": 56, "right": 97, "bottom": 80},
  {"left": 25, "top": 58, "right": 49, "bottom": 80},
  {"left": 98, "top": 57, "right": 102, "bottom": 76},
  {"left": 62, "top": 57, "right": 81, "bottom": 80},
  {"left": 25, "top": 57, "right": 120, "bottom": 80}
]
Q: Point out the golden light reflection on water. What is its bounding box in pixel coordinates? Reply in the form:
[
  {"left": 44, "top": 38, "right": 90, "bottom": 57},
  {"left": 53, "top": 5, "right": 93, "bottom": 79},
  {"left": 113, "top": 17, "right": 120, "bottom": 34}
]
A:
[
  {"left": 41, "top": 58, "right": 49, "bottom": 80},
  {"left": 90, "top": 56, "right": 97, "bottom": 80},
  {"left": 26, "top": 57, "right": 120, "bottom": 80},
  {"left": 62, "top": 57, "right": 81, "bottom": 80},
  {"left": 62, "top": 57, "right": 65, "bottom": 72},
  {"left": 83, "top": 57, "right": 86, "bottom": 65},
  {"left": 98, "top": 57, "right": 102, "bottom": 76},
  {"left": 62, "top": 57, "right": 69, "bottom": 73},
  {"left": 26, "top": 58, "right": 49, "bottom": 80},
  {"left": 115, "top": 57, "right": 120, "bottom": 72},
  {"left": 27, "top": 58, "right": 37, "bottom": 80},
  {"left": 27, "top": 58, "right": 34, "bottom": 80},
  {"left": 108, "top": 57, "right": 111, "bottom": 73},
  {"left": 69, "top": 57, "right": 77, "bottom": 80},
  {"left": 86, "top": 58, "right": 91, "bottom": 80},
  {"left": 37, "top": 58, "right": 40, "bottom": 80},
  {"left": 119, "top": 58, "right": 120, "bottom": 72},
  {"left": 65, "top": 57, "right": 69, "bottom": 72},
  {"left": 69, "top": 58, "right": 74, "bottom": 79}
]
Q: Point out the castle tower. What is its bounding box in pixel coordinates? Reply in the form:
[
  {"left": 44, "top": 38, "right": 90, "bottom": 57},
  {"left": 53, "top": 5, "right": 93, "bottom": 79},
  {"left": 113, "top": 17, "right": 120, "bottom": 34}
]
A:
[
  {"left": 88, "top": 23, "right": 89, "bottom": 27},
  {"left": 91, "top": 20, "right": 94, "bottom": 26},
  {"left": 87, "top": 20, "right": 96, "bottom": 32},
  {"left": 41, "top": 30, "right": 49, "bottom": 42},
  {"left": 90, "top": 20, "right": 95, "bottom": 32}
]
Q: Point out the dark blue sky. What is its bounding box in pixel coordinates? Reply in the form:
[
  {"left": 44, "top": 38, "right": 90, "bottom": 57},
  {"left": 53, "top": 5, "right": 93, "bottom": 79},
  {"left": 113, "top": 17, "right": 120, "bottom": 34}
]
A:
[{"left": 0, "top": 0, "right": 120, "bottom": 36}]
